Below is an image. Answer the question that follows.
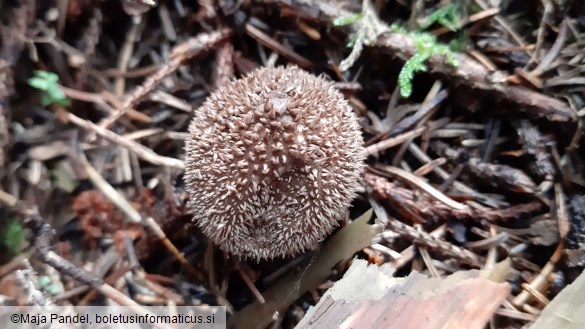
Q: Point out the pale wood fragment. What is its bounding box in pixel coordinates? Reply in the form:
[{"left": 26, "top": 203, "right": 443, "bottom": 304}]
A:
[
  {"left": 297, "top": 259, "right": 511, "bottom": 329},
  {"left": 530, "top": 269, "right": 585, "bottom": 329}
]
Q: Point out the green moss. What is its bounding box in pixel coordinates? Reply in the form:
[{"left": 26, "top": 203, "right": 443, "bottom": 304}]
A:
[
  {"left": 334, "top": 4, "right": 463, "bottom": 98},
  {"left": 389, "top": 4, "right": 462, "bottom": 98},
  {"left": 398, "top": 31, "right": 459, "bottom": 98}
]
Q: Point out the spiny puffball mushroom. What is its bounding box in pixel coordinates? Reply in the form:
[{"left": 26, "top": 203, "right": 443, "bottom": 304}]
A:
[{"left": 184, "top": 65, "right": 365, "bottom": 261}]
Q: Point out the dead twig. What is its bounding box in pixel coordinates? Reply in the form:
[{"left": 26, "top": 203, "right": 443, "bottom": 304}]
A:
[
  {"left": 213, "top": 42, "right": 234, "bottom": 87},
  {"left": 370, "top": 165, "right": 467, "bottom": 210},
  {"left": 235, "top": 262, "right": 265, "bottom": 304},
  {"left": 512, "top": 243, "right": 564, "bottom": 307},
  {"left": 265, "top": 0, "right": 576, "bottom": 122},
  {"left": 75, "top": 8, "right": 102, "bottom": 91},
  {"left": 0, "top": 60, "right": 11, "bottom": 169},
  {"left": 60, "top": 86, "right": 152, "bottom": 122},
  {"left": 366, "top": 173, "right": 544, "bottom": 223},
  {"left": 244, "top": 23, "right": 312, "bottom": 69},
  {"left": 0, "top": 191, "right": 160, "bottom": 316},
  {"left": 114, "top": 14, "right": 143, "bottom": 96},
  {"left": 79, "top": 153, "right": 142, "bottom": 223},
  {"left": 67, "top": 112, "right": 185, "bottom": 169},
  {"left": 98, "top": 28, "right": 232, "bottom": 130},
  {"left": 370, "top": 198, "right": 484, "bottom": 267},
  {"left": 77, "top": 152, "right": 205, "bottom": 282},
  {"left": 473, "top": 0, "right": 531, "bottom": 55},
  {"left": 364, "top": 126, "right": 426, "bottom": 156}
]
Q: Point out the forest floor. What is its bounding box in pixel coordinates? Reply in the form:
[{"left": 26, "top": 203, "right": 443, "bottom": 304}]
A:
[{"left": 0, "top": 0, "right": 585, "bottom": 328}]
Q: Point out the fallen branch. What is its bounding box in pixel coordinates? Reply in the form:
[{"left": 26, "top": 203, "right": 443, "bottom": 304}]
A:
[
  {"left": 263, "top": 0, "right": 576, "bottom": 122},
  {"left": 99, "top": 28, "right": 232, "bottom": 129}
]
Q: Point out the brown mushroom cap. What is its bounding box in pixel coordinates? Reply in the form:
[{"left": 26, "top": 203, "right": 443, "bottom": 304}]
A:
[{"left": 185, "top": 65, "right": 365, "bottom": 261}]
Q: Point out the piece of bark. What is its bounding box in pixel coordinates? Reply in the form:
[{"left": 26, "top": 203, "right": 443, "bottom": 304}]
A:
[
  {"left": 530, "top": 267, "right": 585, "bottom": 329},
  {"left": 297, "top": 259, "right": 511, "bottom": 329},
  {"left": 513, "top": 119, "right": 557, "bottom": 179}
]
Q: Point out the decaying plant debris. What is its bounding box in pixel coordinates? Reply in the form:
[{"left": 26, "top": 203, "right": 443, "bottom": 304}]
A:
[{"left": 0, "top": 0, "right": 584, "bottom": 328}]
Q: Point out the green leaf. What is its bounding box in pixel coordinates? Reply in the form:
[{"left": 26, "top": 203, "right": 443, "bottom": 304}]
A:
[
  {"left": 395, "top": 27, "right": 460, "bottom": 98},
  {"left": 48, "top": 87, "right": 66, "bottom": 101},
  {"left": 2, "top": 219, "right": 25, "bottom": 254},
  {"left": 27, "top": 70, "right": 70, "bottom": 107},
  {"left": 40, "top": 94, "right": 53, "bottom": 107},
  {"left": 27, "top": 77, "right": 50, "bottom": 91},
  {"left": 34, "top": 70, "right": 59, "bottom": 82},
  {"left": 55, "top": 95, "right": 71, "bottom": 106}
]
